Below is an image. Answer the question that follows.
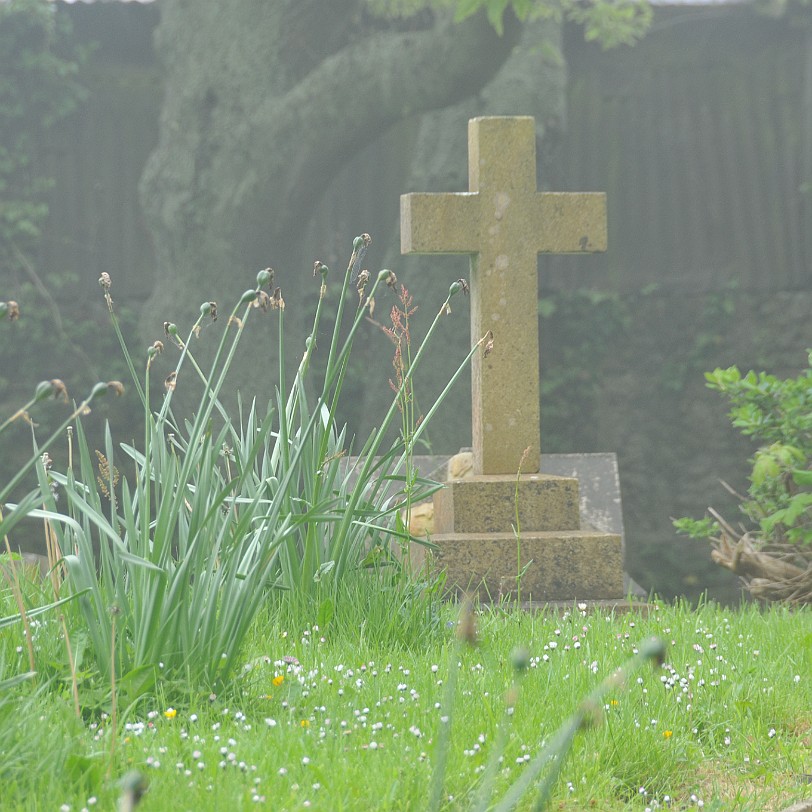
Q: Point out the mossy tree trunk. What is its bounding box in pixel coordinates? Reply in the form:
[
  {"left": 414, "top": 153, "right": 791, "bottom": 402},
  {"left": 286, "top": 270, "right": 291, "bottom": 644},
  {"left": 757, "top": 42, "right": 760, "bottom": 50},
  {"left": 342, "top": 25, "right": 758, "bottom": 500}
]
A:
[{"left": 138, "top": 1, "right": 520, "bottom": 401}]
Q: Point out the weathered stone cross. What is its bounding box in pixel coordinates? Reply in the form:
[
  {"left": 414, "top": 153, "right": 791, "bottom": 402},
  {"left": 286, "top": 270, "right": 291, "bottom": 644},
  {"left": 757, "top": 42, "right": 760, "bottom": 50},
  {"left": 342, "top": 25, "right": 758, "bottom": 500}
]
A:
[{"left": 401, "top": 117, "right": 607, "bottom": 475}]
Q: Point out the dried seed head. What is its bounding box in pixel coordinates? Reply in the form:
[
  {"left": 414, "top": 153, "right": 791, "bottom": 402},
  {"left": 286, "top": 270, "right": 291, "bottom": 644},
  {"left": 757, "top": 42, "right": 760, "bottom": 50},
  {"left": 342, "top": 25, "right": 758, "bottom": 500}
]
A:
[
  {"left": 34, "top": 379, "right": 65, "bottom": 402},
  {"left": 257, "top": 267, "right": 274, "bottom": 288},
  {"left": 356, "top": 269, "right": 370, "bottom": 304},
  {"left": 98, "top": 272, "right": 112, "bottom": 291},
  {"left": 254, "top": 289, "right": 271, "bottom": 312},
  {"left": 449, "top": 278, "right": 469, "bottom": 298},
  {"left": 41, "top": 452, "right": 53, "bottom": 471},
  {"left": 313, "top": 260, "right": 328, "bottom": 278},
  {"left": 1, "top": 300, "right": 20, "bottom": 321},
  {"left": 164, "top": 322, "right": 177, "bottom": 338},
  {"left": 51, "top": 379, "right": 69, "bottom": 402},
  {"left": 271, "top": 287, "right": 285, "bottom": 311},
  {"left": 165, "top": 371, "right": 177, "bottom": 391},
  {"left": 384, "top": 270, "right": 397, "bottom": 288},
  {"left": 483, "top": 330, "right": 494, "bottom": 358},
  {"left": 456, "top": 594, "right": 478, "bottom": 647},
  {"left": 96, "top": 449, "right": 120, "bottom": 498},
  {"left": 353, "top": 233, "right": 372, "bottom": 251},
  {"left": 89, "top": 381, "right": 110, "bottom": 401},
  {"left": 147, "top": 340, "right": 164, "bottom": 359},
  {"left": 107, "top": 380, "right": 125, "bottom": 397},
  {"left": 199, "top": 301, "right": 217, "bottom": 321}
]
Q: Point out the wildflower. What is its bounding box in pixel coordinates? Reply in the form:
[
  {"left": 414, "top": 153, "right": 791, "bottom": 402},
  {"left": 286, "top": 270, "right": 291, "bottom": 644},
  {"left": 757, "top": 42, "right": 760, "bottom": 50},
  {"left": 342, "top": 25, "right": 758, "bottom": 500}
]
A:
[
  {"left": 663, "top": 729, "right": 673, "bottom": 739},
  {"left": 300, "top": 720, "right": 310, "bottom": 728},
  {"left": 164, "top": 708, "right": 177, "bottom": 720},
  {"left": 272, "top": 675, "right": 284, "bottom": 687}
]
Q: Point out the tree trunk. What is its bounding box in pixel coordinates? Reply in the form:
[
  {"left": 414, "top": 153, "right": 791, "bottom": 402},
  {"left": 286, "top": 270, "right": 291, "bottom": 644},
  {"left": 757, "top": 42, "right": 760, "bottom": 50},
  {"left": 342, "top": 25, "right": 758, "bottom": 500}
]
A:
[{"left": 139, "top": 1, "right": 520, "bottom": 405}]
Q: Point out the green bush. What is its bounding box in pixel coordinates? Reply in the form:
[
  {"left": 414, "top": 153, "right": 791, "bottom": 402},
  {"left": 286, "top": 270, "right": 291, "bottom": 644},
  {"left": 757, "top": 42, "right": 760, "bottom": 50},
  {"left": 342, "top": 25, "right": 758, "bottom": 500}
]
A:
[{"left": 675, "top": 353, "right": 812, "bottom": 550}]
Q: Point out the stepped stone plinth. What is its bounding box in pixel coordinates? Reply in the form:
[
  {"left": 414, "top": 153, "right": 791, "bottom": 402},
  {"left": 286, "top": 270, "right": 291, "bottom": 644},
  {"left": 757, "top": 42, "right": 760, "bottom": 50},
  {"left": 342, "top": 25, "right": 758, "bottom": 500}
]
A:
[{"left": 428, "top": 466, "right": 623, "bottom": 601}]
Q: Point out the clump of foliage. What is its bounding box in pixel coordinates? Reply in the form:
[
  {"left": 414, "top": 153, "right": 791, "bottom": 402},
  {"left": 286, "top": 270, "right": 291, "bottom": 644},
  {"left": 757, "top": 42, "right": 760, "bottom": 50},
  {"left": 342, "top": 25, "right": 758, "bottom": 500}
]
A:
[
  {"left": 367, "top": 0, "right": 652, "bottom": 47},
  {"left": 3, "top": 237, "right": 486, "bottom": 704},
  {"left": 675, "top": 352, "right": 812, "bottom": 603}
]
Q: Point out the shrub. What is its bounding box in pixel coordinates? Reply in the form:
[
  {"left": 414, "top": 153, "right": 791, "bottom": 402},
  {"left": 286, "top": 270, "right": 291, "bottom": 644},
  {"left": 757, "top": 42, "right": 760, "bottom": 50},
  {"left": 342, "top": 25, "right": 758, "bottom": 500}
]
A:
[{"left": 674, "top": 352, "right": 812, "bottom": 603}]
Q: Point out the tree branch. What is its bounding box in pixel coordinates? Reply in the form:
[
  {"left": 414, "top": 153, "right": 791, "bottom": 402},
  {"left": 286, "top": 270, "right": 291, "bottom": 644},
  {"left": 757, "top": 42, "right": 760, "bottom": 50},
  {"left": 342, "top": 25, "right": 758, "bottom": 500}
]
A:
[{"left": 252, "top": 8, "right": 521, "bottom": 235}]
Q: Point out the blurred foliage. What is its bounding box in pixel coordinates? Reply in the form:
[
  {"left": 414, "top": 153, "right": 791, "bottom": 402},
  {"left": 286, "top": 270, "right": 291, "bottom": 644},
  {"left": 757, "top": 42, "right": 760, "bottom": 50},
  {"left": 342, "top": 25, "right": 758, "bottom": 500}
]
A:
[
  {"left": 366, "top": 0, "right": 652, "bottom": 45},
  {"left": 539, "top": 288, "right": 630, "bottom": 451},
  {"left": 0, "top": 0, "right": 86, "bottom": 271}
]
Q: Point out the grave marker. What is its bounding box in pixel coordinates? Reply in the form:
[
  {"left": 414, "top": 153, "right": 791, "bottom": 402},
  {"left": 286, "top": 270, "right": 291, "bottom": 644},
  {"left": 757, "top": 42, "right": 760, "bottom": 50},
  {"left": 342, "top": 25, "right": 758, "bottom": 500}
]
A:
[{"left": 401, "top": 117, "right": 626, "bottom": 602}]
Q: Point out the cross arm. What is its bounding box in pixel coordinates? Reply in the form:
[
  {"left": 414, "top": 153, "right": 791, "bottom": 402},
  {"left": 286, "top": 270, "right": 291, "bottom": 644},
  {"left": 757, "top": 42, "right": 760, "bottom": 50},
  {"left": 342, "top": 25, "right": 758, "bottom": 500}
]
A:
[
  {"left": 401, "top": 193, "right": 479, "bottom": 254},
  {"left": 531, "top": 193, "right": 608, "bottom": 253}
]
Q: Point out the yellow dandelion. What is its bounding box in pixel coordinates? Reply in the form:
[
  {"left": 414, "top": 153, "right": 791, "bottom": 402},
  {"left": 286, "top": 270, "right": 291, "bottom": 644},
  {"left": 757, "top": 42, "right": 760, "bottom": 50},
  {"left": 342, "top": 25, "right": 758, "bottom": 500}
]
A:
[
  {"left": 610, "top": 699, "right": 620, "bottom": 707},
  {"left": 300, "top": 719, "right": 310, "bottom": 728},
  {"left": 663, "top": 730, "right": 673, "bottom": 739},
  {"left": 272, "top": 675, "right": 284, "bottom": 687},
  {"left": 164, "top": 707, "right": 177, "bottom": 720}
]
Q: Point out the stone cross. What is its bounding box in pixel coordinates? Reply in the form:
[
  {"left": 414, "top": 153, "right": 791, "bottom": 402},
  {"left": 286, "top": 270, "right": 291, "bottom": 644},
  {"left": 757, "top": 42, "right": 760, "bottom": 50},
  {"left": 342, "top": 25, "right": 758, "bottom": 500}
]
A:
[{"left": 401, "top": 116, "right": 607, "bottom": 475}]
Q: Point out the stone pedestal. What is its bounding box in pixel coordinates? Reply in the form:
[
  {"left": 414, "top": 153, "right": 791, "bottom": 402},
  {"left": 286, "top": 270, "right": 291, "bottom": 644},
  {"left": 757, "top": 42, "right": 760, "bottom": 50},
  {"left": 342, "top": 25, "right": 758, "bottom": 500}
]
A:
[{"left": 420, "top": 465, "right": 625, "bottom": 602}]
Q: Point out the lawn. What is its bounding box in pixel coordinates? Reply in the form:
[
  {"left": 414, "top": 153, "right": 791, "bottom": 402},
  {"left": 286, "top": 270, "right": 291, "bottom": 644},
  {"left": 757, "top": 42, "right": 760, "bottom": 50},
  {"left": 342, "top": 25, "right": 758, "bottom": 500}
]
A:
[
  {"left": 2, "top": 245, "right": 811, "bottom": 811},
  {"left": 2, "top": 587, "right": 810, "bottom": 812}
]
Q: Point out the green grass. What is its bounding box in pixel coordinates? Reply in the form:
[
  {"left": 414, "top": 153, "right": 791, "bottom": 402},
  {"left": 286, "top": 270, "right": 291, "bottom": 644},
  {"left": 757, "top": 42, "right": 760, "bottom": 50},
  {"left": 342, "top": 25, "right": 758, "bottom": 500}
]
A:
[
  {"left": 1, "top": 583, "right": 810, "bottom": 811},
  {"left": 2, "top": 239, "right": 811, "bottom": 810}
]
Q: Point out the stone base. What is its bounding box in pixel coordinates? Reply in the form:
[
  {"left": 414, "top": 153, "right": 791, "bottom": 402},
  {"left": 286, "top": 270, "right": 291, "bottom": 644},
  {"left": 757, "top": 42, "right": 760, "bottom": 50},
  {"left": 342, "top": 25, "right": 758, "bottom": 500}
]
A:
[
  {"left": 434, "top": 473, "right": 581, "bottom": 534},
  {"left": 416, "top": 529, "right": 624, "bottom": 602}
]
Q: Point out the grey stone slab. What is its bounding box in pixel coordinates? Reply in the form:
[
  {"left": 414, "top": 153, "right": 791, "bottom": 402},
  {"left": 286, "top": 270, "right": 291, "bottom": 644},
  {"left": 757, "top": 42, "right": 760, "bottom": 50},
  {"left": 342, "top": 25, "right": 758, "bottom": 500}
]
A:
[{"left": 539, "top": 453, "right": 625, "bottom": 549}]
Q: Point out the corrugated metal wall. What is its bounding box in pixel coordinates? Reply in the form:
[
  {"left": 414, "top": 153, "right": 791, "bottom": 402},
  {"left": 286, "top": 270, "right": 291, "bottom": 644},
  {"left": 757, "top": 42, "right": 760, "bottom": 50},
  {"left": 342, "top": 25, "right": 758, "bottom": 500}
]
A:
[
  {"left": 36, "top": 4, "right": 161, "bottom": 301},
  {"left": 35, "top": 6, "right": 812, "bottom": 299},
  {"left": 545, "top": 7, "right": 812, "bottom": 293}
]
